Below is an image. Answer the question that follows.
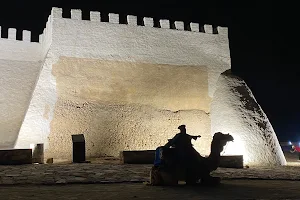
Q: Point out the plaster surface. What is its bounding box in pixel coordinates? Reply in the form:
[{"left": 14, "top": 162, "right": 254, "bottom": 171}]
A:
[
  {"left": 50, "top": 17, "right": 230, "bottom": 98},
  {"left": 0, "top": 38, "right": 41, "bottom": 62},
  {"left": 1, "top": 8, "right": 285, "bottom": 166},
  {"left": 0, "top": 59, "right": 41, "bottom": 148},
  {"left": 16, "top": 9, "right": 229, "bottom": 155},
  {"left": 52, "top": 57, "right": 211, "bottom": 112},
  {"left": 44, "top": 57, "right": 212, "bottom": 159},
  {"left": 211, "top": 70, "right": 286, "bottom": 166}
]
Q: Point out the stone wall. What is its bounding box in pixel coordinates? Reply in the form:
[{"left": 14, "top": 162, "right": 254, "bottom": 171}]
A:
[
  {"left": 0, "top": 29, "right": 42, "bottom": 148},
  {"left": 0, "top": 7, "right": 287, "bottom": 166},
  {"left": 45, "top": 57, "right": 212, "bottom": 158},
  {"left": 15, "top": 8, "right": 230, "bottom": 160},
  {"left": 211, "top": 70, "right": 286, "bottom": 166}
]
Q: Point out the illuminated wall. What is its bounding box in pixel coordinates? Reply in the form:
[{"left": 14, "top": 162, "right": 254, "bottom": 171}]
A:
[
  {"left": 0, "top": 29, "right": 42, "bottom": 149},
  {"left": 0, "top": 7, "right": 286, "bottom": 165},
  {"left": 13, "top": 8, "right": 230, "bottom": 160},
  {"left": 211, "top": 71, "right": 286, "bottom": 166}
]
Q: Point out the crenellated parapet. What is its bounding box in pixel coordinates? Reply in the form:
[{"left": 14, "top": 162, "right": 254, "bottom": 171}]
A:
[
  {"left": 0, "top": 7, "right": 228, "bottom": 46},
  {"left": 0, "top": 27, "right": 32, "bottom": 42},
  {"left": 50, "top": 7, "right": 227, "bottom": 35}
]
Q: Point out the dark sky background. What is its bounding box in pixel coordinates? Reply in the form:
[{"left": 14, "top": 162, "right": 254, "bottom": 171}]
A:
[{"left": 0, "top": 1, "right": 298, "bottom": 142}]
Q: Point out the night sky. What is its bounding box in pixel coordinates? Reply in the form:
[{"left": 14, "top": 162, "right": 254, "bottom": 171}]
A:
[{"left": 0, "top": 1, "right": 297, "bottom": 142}]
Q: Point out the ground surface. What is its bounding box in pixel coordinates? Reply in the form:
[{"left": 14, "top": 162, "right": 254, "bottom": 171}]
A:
[
  {"left": 0, "top": 154, "right": 299, "bottom": 199},
  {"left": 1, "top": 158, "right": 300, "bottom": 185},
  {"left": 1, "top": 180, "right": 300, "bottom": 200}
]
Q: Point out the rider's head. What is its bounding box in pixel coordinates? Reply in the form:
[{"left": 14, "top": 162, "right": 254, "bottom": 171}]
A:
[{"left": 178, "top": 125, "right": 186, "bottom": 134}]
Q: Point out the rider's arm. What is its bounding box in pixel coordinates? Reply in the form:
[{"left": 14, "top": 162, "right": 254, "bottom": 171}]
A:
[
  {"left": 164, "top": 134, "right": 179, "bottom": 147},
  {"left": 189, "top": 134, "right": 201, "bottom": 140}
]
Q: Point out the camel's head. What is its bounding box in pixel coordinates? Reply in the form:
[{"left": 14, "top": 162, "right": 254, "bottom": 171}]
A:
[
  {"left": 213, "top": 132, "right": 234, "bottom": 143},
  {"left": 212, "top": 132, "right": 234, "bottom": 153}
]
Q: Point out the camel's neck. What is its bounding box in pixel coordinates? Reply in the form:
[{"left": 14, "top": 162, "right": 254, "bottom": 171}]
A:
[
  {"left": 206, "top": 141, "right": 223, "bottom": 171},
  {"left": 208, "top": 147, "right": 222, "bottom": 160}
]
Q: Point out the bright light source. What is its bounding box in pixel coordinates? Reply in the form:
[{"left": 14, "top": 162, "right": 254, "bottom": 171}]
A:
[{"left": 288, "top": 141, "right": 292, "bottom": 145}]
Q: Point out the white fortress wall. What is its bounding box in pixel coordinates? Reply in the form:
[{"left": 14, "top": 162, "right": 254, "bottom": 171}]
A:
[
  {"left": 15, "top": 8, "right": 231, "bottom": 159},
  {"left": 50, "top": 10, "right": 230, "bottom": 97},
  {"left": 15, "top": 13, "right": 55, "bottom": 149},
  {"left": 211, "top": 71, "right": 286, "bottom": 166},
  {"left": 0, "top": 28, "right": 42, "bottom": 148}
]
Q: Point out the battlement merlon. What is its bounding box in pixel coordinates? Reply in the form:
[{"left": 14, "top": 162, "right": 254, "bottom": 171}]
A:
[
  {"left": 0, "top": 26, "right": 33, "bottom": 42},
  {"left": 49, "top": 7, "right": 227, "bottom": 34},
  {"left": 0, "top": 7, "right": 229, "bottom": 63}
]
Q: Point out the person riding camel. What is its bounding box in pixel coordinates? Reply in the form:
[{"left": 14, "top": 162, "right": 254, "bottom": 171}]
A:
[
  {"left": 165, "top": 125, "right": 201, "bottom": 149},
  {"left": 164, "top": 125, "right": 201, "bottom": 165}
]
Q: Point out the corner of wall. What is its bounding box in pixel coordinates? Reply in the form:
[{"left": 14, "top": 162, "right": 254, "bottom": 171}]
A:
[
  {"left": 218, "top": 26, "right": 228, "bottom": 36},
  {"left": 39, "top": 11, "right": 55, "bottom": 59},
  {"left": 51, "top": 7, "right": 63, "bottom": 19}
]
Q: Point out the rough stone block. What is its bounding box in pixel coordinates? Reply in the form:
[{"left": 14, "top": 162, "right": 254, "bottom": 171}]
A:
[
  {"left": 22, "top": 30, "right": 31, "bottom": 42},
  {"left": 218, "top": 26, "right": 228, "bottom": 35},
  {"left": 32, "top": 143, "right": 44, "bottom": 164},
  {"left": 8, "top": 28, "right": 16, "bottom": 40},
  {"left": 0, "top": 149, "right": 32, "bottom": 165},
  {"left": 109, "top": 13, "right": 119, "bottom": 24},
  {"left": 72, "top": 134, "right": 86, "bottom": 163},
  {"left": 204, "top": 24, "right": 213, "bottom": 34},
  {"left": 90, "top": 11, "right": 101, "bottom": 22},
  {"left": 175, "top": 21, "right": 184, "bottom": 30},
  {"left": 219, "top": 155, "right": 244, "bottom": 168},
  {"left": 51, "top": 7, "right": 62, "bottom": 19},
  {"left": 190, "top": 23, "right": 199, "bottom": 32},
  {"left": 143, "top": 17, "right": 154, "bottom": 27},
  {"left": 127, "top": 15, "right": 137, "bottom": 25},
  {"left": 71, "top": 9, "right": 82, "bottom": 20},
  {"left": 160, "top": 19, "right": 170, "bottom": 29},
  {"left": 120, "top": 150, "right": 155, "bottom": 164},
  {"left": 120, "top": 150, "right": 243, "bottom": 168},
  {"left": 39, "top": 34, "right": 43, "bottom": 43}
]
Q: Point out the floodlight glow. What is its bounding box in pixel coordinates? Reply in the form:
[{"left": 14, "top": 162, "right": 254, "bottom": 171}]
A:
[{"left": 288, "top": 141, "right": 292, "bottom": 145}]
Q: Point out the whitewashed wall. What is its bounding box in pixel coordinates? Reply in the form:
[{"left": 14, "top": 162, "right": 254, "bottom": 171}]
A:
[
  {"left": 211, "top": 71, "right": 286, "bottom": 166},
  {"left": 0, "top": 29, "right": 42, "bottom": 149},
  {"left": 1, "top": 7, "right": 285, "bottom": 166},
  {"left": 15, "top": 8, "right": 231, "bottom": 158}
]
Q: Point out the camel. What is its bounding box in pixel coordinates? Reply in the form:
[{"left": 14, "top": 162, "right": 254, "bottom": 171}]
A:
[{"left": 150, "top": 132, "right": 234, "bottom": 186}]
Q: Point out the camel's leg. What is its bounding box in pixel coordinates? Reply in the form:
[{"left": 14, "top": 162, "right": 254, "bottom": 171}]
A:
[
  {"left": 150, "top": 166, "right": 178, "bottom": 186},
  {"left": 200, "top": 174, "right": 221, "bottom": 186},
  {"left": 150, "top": 166, "right": 163, "bottom": 185}
]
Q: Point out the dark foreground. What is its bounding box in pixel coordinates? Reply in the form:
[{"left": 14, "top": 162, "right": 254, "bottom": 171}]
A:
[{"left": 1, "top": 180, "right": 300, "bottom": 200}]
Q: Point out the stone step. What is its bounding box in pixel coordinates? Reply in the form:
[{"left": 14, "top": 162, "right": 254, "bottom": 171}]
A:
[
  {"left": 219, "top": 155, "right": 243, "bottom": 168},
  {"left": 120, "top": 150, "right": 243, "bottom": 168},
  {"left": 120, "top": 150, "right": 155, "bottom": 164},
  {"left": 0, "top": 149, "right": 32, "bottom": 165}
]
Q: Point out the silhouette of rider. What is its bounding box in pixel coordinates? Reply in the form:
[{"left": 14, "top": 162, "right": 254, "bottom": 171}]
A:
[
  {"left": 165, "top": 125, "right": 201, "bottom": 150},
  {"left": 164, "top": 125, "right": 201, "bottom": 165}
]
